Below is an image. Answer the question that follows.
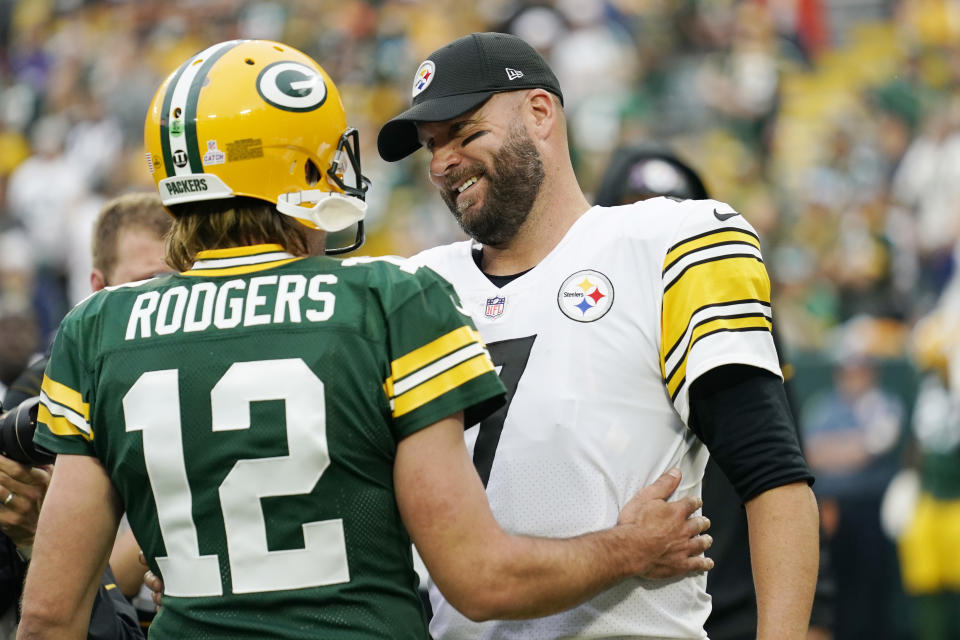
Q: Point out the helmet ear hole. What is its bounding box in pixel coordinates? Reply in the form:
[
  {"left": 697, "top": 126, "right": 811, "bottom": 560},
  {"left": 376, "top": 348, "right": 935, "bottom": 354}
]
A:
[{"left": 305, "top": 159, "right": 321, "bottom": 186}]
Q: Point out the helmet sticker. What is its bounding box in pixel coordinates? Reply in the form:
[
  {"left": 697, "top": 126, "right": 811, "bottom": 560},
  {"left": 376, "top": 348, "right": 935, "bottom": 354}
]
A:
[
  {"left": 412, "top": 60, "right": 435, "bottom": 98},
  {"left": 557, "top": 270, "right": 615, "bottom": 322},
  {"left": 172, "top": 149, "right": 189, "bottom": 169},
  {"left": 257, "top": 61, "right": 327, "bottom": 112},
  {"left": 226, "top": 138, "right": 264, "bottom": 162},
  {"left": 202, "top": 140, "right": 225, "bottom": 166},
  {"left": 145, "top": 152, "right": 154, "bottom": 175}
]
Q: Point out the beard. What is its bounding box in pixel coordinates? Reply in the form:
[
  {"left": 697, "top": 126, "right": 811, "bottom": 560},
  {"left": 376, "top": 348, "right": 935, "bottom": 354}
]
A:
[{"left": 439, "top": 122, "right": 545, "bottom": 247}]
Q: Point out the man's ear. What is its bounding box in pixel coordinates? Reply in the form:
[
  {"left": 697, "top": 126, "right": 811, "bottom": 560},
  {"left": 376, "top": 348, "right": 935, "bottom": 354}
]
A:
[
  {"left": 526, "top": 89, "right": 557, "bottom": 140},
  {"left": 90, "top": 269, "right": 107, "bottom": 292}
]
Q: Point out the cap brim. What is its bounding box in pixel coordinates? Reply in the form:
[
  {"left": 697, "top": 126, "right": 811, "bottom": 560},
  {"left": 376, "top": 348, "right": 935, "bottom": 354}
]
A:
[{"left": 377, "top": 91, "right": 494, "bottom": 162}]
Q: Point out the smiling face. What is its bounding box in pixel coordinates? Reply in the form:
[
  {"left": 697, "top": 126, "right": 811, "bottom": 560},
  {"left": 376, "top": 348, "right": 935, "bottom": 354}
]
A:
[{"left": 417, "top": 93, "right": 545, "bottom": 247}]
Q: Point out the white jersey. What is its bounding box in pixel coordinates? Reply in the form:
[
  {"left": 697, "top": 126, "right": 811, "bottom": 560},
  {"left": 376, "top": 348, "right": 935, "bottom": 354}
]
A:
[{"left": 411, "top": 199, "right": 782, "bottom": 640}]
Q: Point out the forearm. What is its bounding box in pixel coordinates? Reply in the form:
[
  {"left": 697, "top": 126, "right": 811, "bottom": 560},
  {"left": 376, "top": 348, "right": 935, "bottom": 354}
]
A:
[
  {"left": 465, "top": 526, "right": 637, "bottom": 620},
  {"left": 18, "top": 552, "right": 111, "bottom": 640},
  {"left": 18, "top": 456, "right": 122, "bottom": 639},
  {"left": 110, "top": 528, "right": 145, "bottom": 597},
  {"left": 745, "top": 481, "right": 820, "bottom": 640}
]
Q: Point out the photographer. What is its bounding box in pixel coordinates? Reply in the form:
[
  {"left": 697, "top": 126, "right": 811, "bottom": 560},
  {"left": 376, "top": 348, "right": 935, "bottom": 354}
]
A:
[{"left": 0, "top": 192, "right": 169, "bottom": 639}]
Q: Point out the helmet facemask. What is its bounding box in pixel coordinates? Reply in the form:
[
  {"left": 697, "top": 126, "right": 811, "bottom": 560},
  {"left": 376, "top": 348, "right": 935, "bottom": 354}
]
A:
[{"left": 276, "top": 127, "right": 370, "bottom": 254}]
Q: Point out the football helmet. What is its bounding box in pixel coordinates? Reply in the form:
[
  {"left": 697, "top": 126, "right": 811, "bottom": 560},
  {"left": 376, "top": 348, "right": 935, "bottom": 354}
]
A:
[{"left": 144, "top": 39, "right": 369, "bottom": 254}]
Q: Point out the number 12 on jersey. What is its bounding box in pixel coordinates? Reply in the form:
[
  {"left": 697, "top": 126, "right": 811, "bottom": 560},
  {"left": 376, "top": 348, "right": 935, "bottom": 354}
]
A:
[{"left": 124, "top": 358, "right": 350, "bottom": 597}]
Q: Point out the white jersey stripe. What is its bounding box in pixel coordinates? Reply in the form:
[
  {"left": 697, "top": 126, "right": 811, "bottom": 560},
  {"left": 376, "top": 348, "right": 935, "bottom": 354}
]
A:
[
  {"left": 191, "top": 252, "right": 295, "bottom": 270},
  {"left": 166, "top": 41, "right": 234, "bottom": 177}
]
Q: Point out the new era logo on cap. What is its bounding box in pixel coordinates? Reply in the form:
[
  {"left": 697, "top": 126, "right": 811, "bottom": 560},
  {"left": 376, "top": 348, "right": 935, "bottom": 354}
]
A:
[{"left": 505, "top": 67, "right": 524, "bottom": 80}]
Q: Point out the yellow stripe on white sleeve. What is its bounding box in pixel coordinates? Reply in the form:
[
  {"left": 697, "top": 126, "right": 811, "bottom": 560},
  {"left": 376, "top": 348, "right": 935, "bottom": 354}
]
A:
[
  {"left": 664, "top": 315, "right": 773, "bottom": 399},
  {"left": 663, "top": 228, "right": 760, "bottom": 273},
  {"left": 661, "top": 256, "right": 771, "bottom": 375}
]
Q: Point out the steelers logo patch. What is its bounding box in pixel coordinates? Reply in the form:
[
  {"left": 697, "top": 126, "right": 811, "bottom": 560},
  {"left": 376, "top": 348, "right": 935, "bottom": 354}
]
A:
[
  {"left": 557, "top": 270, "right": 614, "bottom": 322},
  {"left": 412, "top": 60, "right": 435, "bottom": 98},
  {"left": 257, "top": 62, "right": 327, "bottom": 112}
]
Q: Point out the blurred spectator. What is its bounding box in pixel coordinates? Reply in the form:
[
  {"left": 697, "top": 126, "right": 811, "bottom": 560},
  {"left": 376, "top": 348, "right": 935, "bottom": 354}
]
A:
[
  {"left": 6, "top": 114, "right": 87, "bottom": 341},
  {"left": 894, "top": 253, "right": 960, "bottom": 640},
  {"left": 802, "top": 349, "right": 905, "bottom": 640}
]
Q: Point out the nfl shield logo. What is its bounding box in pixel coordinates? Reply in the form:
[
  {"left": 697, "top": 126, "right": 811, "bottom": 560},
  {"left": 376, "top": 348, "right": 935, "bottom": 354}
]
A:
[{"left": 484, "top": 296, "right": 505, "bottom": 319}]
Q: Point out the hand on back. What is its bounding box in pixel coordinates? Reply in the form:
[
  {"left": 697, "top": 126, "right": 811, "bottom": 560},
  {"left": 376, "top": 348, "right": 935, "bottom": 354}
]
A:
[{"left": 616, "top": 468, "right": 713, "bottom": 580}]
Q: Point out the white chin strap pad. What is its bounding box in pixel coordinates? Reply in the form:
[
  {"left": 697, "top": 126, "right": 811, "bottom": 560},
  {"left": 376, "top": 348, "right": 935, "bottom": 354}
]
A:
[{"left": 276, "top": 191, "right": 366, "bottom": 232}]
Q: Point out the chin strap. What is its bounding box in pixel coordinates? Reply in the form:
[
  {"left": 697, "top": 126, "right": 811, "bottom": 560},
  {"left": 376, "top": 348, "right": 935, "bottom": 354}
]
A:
[{"left": 276, "top": 190, "right": 366, "bottom": 232}]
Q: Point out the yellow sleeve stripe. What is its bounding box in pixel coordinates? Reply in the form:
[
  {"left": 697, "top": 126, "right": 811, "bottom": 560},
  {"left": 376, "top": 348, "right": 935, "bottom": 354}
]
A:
[
  {"left": 194, "top": 244, "right": 286, "bottom": 259},
  {"left": 37, "top": 404, "right": 93, "bottom": 440},
  {"left": 180, "top": 258, "right": 300, "bottom": 277},
  {"left": 662, "top": 256, "right": 771, "bottom": 359},
  {"left": 391, "top": 326, "right": 483, "bottom": 381},
  {"left": 40, "top": 375, "right": 89, "bottom": 421},
  {"left": 663, "top": 228, "right": 760, "bottom": 273},
  {"left": 664, "top": 316, "right": 773, "bottom": 398},
  {"left": 663, "top": 300, "right": 772, "bottom": 366},
  {"left": 393, "top": 354, "right": 495, "bottom": 418}
]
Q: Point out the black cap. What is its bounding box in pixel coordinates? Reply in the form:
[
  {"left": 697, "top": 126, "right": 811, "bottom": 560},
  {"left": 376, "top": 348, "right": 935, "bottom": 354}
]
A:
[{"left": 377, "top": 32, "right": 563, "bottom": 162}]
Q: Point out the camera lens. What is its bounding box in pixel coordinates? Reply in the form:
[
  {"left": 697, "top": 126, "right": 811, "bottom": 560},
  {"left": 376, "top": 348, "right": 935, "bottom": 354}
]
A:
[{"left": 0, "top": 396, "right": 56, "bottom": 466}]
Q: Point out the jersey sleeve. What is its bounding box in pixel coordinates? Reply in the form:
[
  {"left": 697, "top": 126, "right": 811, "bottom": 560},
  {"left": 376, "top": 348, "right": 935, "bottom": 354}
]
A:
[
  {"left": 376, "top": 261, "right": 506, "bottom": 440},
  {"left": 659, "top": 200, "right": 781, "bottom": 424},
  {"left": 34, "top": 315, "right": 97, "bottom": 457}
]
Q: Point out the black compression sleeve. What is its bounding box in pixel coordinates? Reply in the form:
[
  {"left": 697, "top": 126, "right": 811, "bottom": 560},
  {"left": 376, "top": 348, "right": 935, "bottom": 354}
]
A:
[{"left": 688, "top": 364, "right": 813, "bottom": 503}]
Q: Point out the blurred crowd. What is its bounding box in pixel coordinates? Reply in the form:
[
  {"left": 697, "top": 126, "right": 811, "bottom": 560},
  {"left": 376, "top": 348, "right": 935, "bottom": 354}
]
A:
[{"left": 1, "top": 0, "right": 960, "bottom": 637}]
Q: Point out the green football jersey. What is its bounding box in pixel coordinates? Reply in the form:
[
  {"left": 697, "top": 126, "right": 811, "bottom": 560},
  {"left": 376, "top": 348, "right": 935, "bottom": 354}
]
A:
[{"left": 36, "top": 244, "right": 505, "bottom": 640}]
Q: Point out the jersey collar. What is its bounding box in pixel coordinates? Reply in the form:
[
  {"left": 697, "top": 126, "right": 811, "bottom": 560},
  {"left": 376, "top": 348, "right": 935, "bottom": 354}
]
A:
[{"left": 182, "top": 244, "right": 300, "bottom": 277}]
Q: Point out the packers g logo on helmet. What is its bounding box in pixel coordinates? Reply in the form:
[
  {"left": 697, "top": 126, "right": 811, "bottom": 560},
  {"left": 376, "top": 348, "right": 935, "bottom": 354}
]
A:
[
  {"left": 144, "top": 39, "right": 370, "bottom": 254},
  {"left": 257, "top": 62, "right": 327, "bottom": 112}
]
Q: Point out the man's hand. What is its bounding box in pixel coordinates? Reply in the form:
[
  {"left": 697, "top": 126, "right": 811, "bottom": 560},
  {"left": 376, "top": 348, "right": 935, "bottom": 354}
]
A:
[
  {"left": 0, "top": 454, "right": 51, "bottom": 549},
  {"left": 616, "top": 468, "right": 713, "bottom": 579},
  {"left": 140, "top": 551, "right": 162, "bottom": 608}
]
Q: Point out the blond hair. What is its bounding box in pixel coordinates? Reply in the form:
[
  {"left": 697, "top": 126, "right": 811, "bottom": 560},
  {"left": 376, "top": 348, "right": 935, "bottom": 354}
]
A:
[
  {"left": 165, "top": 197, "right": 312, "bottom": 271},
  {"left": 92, "top": 192, "right": 173, "bottom": 278}
]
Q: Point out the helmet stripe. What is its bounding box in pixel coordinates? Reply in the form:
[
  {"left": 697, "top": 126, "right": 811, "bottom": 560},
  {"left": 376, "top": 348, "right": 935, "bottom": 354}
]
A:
[
  {"left": 161, "top": 41, "right": 239, "bottom": 177},
  {"left": 159, "top": 60, "right": 190, "bottom": 178},
  {"left": 184, "top": 40, "right": 242, "bottom": 173}
]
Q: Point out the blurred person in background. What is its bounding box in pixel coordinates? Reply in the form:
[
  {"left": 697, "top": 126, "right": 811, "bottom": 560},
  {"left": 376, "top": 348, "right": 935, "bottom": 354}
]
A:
[
  {"left": 801, "top": 342, "right": 905, "bottom": 640},
  {"left": 894, "top": 257, "right": 960, "bottom": 640},
  {"left": 5, "top": 115, "right": 87, "bottom": 343},
  {"left": 594, "top": 143, "right": 835, "bottom": 640},
  {"left": 1, "top": 191, "right": 171, "bottom": 640},
  {"left": 378, "top": 31, "right": 818, "bottom": 640}
]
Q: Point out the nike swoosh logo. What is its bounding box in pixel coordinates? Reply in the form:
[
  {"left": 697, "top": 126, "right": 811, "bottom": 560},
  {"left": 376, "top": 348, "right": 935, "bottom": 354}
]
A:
[{"left": 714, "top": 209, "right": 740, "bottom": 221}]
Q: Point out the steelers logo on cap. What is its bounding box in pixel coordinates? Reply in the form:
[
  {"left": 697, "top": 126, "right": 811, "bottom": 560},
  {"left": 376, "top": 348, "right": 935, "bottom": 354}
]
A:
[
  {"left": 412, "top": 60, "right": 435, "bottom": 98},
  {"left": 257, "top": 61, "right": 327, "bottom": 112},
  {"left": 557, "top": 270, "right": 615, "bottom": 322}
]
